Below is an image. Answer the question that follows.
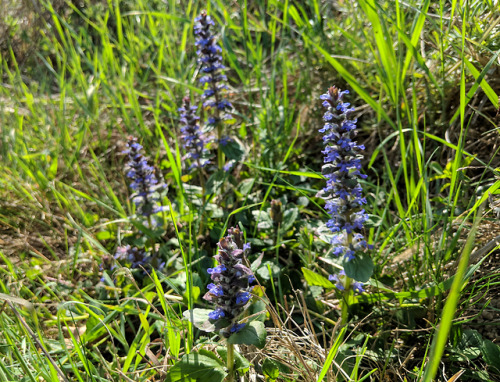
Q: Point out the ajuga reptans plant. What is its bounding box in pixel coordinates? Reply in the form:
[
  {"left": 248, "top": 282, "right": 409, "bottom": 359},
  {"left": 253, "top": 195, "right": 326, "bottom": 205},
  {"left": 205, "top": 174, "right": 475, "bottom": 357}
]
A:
[
  {"left": 203, "top": 227, "right": 254, "bottom": 338},
  {"left": 103, "top": 137, "right": 169, "bottom": 277},
  {"left": 113, "top": 245, "right": 165, "bottom": 274},
  {"left": 194, "top": 11, "right": 233, "bottom": 169},
  {"left": 124, "top": 136, "right": 168, "bottom": 218},
  {"left": 319, "top": 86, "right": 371, "bottom": 322},
  {"left": 179, "top": 96, "right": 211, "bottom": 170},
  {"left": 183, "top": 227, "right": 261, "bottom": 381}
]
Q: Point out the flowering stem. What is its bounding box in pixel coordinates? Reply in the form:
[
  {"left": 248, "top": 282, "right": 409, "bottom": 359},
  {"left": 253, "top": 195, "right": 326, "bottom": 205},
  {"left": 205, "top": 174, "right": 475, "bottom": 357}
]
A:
[
  {"left": 226, "top": 342, "right": 235, "bottom": 382},
  {"left": 319, "top": 86, "right": 370, "bottom": 324}
]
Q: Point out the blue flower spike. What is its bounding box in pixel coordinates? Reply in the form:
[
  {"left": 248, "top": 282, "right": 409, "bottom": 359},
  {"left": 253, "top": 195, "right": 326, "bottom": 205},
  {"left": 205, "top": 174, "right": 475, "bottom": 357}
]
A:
[
  {"left": 114, "top": 245, "right": 165, "bottom": 274},
  {"left": 203, "top": 227, "right": 255, "bottom": 338},
  {"left": 194, "top": 11, "right": 233, "bottom": 125},
  {"left": 179, "top": 96, "right": 211, "bottom": 170},
  {"left": 319, "top": 86, "right": 372, "bottom": 305},
  {"left": 194, "top": 11, "right": 233, "bottom": 169},
  {"left": 319, "top": 86, "right": 369, "bottom": 262},
  {"left": 123, "top": 136, "right": 168, "bottom": 217}
]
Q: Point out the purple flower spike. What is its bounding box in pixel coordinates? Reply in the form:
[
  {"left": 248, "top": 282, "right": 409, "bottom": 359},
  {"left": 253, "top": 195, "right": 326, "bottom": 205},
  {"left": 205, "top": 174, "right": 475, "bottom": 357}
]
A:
[
  {"left": 319, "top": 87, "right": 369, "bottom": 262},
  {"left": 194, "top": 11, "right": 233, "bottom": 140},
  {"left": 124, "top": 137, "right": 167, "bottom": 218},
  {"left": 203, "top": 226, "right": 255, "bottom": 338},
  {"left": 179, "top": 97, "right": 211, "bottom": 170},
  {"left": 114, "top": 245, "right": 165, "bottom": 274}
]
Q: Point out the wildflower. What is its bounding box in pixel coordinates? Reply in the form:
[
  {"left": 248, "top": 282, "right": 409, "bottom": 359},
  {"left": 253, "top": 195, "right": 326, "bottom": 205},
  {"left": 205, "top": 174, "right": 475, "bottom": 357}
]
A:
[
  {"left": 218, "top": 136, "right": 231, "bottom": 146},
  {"left": 179, "top": 97, "right": 211, "bottom": 170},
  {"left": 230, "top": 323, "right": 246, "bottom": 333},
  {"left": 319, "top": 86, "right": 368, "bottom": 262},
  {"left": 203, "top": 227, "right": 254, "bottom": 338},
  {"left": 328, "top": 270, "right": 364, "bottom": 293},
  {"left": 223, "top": 160, "right": 235, "bottom": 172},
  {"left": 114, "top": 245, "right": 165, "bottom": 273},
  {"left": 194, "top": 11, "right": 232, "bottom": 132},
  {"left": 123, "top": 137, "right": 167, "bottom": 217}
]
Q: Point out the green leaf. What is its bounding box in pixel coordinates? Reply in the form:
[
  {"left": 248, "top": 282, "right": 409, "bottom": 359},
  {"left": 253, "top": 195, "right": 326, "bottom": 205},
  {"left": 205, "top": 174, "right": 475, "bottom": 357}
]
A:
[
  {"left": 216, "top": 347, "right": 250, "bottom": 374},
  {"left": 239, "top": 178, "right": 255, "bottom": 195},
  {"left": 165, "top": 352, "right": 226, "bottom": 382},
  {"left": 481, "top": 340, "right": 500, "bottom": 372},
  {"left": 198, "top": 349, "right": 223, "bottom": 363},
  {"left": 206, "top": 170, "right": 226, "bottom": 195},
  {"left": 459, "top": 330, "right": 483, "bottom": 349},
  {"left": 247, "top": 298, "right": 267, "bottom": 322},
  {"left": 252, "top": 210, "right": 273, "bottom": 229},
  {"left": 227, "top": 321, "right": 266, "bottom": 349},
  {"left": 221, "top": 140, "right": 245, "bottom": 161},
  {"left": 256, "top": 261, "right": 281, "bottom": 280},
  {"left": 281, "top": 207, "right": 298, "bottom": 232},
  {"left": 85, "top": 314, "right": 103, "bottom": 334},
  {"left": 47, "top": 154, "right": 58, "bottom": 180},
  {"left": 302, "top": 268, "right": 334, "bottom": 288},
  {"left": 26, "top": 267, "right": 43, "bottom": 279},
  {"left": 343, "top": 253, "right": 373, "bottom": 282},
  {"left": 262, "top": 358, "right": 280, "bottom": 380},
  {"left": 364, "top": 214, "right": 383, "bottom": 228},
  {"left": 183, "top": 286, "right": 200, "bottom": 304},
  {"left": 182, "top": 309, "right": 215, "bottom": 332},
  {"left": 96, "top": 230, "right": 113, "bottom": 241}
]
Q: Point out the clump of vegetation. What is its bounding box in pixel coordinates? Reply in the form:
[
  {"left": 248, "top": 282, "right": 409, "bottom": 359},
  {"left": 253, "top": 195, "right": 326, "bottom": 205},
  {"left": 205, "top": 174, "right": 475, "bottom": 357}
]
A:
[{"left": 1, "top": 1, "right": 500, "bottom": 381}]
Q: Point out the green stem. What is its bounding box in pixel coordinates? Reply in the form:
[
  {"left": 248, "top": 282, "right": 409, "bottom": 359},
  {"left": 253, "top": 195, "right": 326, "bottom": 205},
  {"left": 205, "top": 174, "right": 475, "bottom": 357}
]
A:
[
  {"left": 197, "top": 167, "right": 206, "bottom": 236},
  {"left": 275, "top": 223, "right": 284, "bottom": 314},
  {"left": 340, "top": 276, "right": 352, "bottom": 326},
  {"left": 147, "top": 215, "right": 158, "bottom": 265},
  {"left": 226, "top": 342, "right": 235, "bottom": 382},
  {"left": 340, "top": 231, "right": 354, "bottom": 326},
  {"left": 208, "top": 68, "right": 225, "bottom": 170},
  {"left": 217, "top": 124, "right": 224, "bottom": 170}
]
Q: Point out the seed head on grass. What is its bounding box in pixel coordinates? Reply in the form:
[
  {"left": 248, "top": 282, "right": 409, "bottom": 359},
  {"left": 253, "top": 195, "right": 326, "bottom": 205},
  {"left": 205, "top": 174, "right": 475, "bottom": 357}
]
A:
[
  {"left": 203, "top": 227, "right": 255, "bottom": 338},
  {"left": 123, "top": 137, "right": 167, "bottom": 218}
]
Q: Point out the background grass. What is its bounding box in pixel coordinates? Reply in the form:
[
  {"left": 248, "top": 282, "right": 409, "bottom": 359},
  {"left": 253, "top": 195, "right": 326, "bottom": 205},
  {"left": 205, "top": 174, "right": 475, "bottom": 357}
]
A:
[{"left": 1, "top": 0, "right": 500, "bottom": 381}]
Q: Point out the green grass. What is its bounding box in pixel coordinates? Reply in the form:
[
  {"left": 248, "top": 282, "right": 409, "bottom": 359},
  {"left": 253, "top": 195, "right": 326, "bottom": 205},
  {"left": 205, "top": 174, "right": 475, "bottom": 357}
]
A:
[{"left": 1, "top": 0, "right": 500, "bottom": 381}]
